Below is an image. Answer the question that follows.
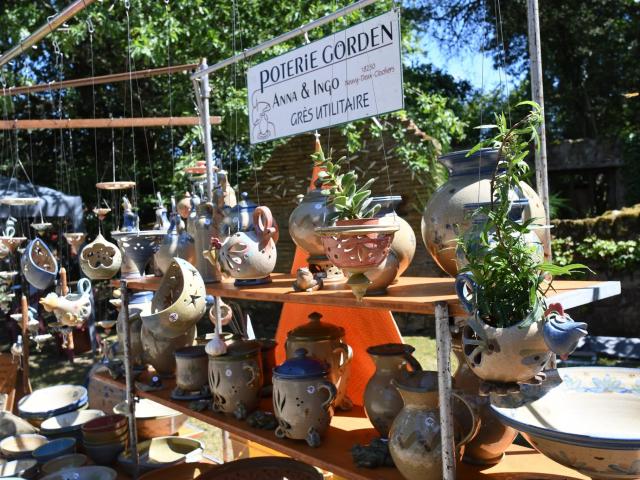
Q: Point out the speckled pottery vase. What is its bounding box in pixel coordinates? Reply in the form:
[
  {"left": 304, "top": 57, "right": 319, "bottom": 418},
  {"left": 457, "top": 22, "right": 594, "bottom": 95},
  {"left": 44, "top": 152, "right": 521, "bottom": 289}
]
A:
[
  {"left": 21, "top": 238, "right": 58, "bottom": 290},
  {"left": 285, "top": 312, "right": 353, "bottom": 411},
  {"left": 371, "top": 196, "right": 416, "bottom": 276},
  {"left": 116, "top": 295, "right": 152, "bottom": 370},
  {"left": 388, "top": 371, "right": 477, "bottom": 480},
  {"left": 79, "top": 233, "right": 122, "bottom": 280},
  {"left": 452, "top": 334, "right": 517, "bottom": 465},
  {"left": 141, "top": 324, "right": 197, "bottom": 376},
  {"left": 194, "top": 202, "right": 223, "bottom": 283},
  {"left": 272, "top": 349, "right": 337, "bottom": 448},
  {"left": 174, "top": 345, "right": 209, "bottom": 393},
  {"left": 155, "top": 203, "right": 196, "bottom": 275},
  {"left": 421, "top": 148, "right": 547, "bottom": 277},
  {"left": 207, "top": 340, "right": 263, "bottom": 419},
  {"left": 364, "top": 343, "right": 422, "bottom": 438}
]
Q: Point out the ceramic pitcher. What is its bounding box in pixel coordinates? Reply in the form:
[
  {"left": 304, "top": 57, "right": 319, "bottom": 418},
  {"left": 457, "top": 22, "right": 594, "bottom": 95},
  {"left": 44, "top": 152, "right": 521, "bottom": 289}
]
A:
[
  {"left": 364, "top": 343, "right": 422, "bottom": 438},
  {"left": 285, "top": 312, "right": 353, "bottom": 410},
  {"left": 207, "top": 340, "right": 263, "bottom": 420},
  {"left": 389, "top": 371, "right": 478, "bottom": 480},
  {"left": 272, "top": 348, "right": 337, "bottom": 447}
]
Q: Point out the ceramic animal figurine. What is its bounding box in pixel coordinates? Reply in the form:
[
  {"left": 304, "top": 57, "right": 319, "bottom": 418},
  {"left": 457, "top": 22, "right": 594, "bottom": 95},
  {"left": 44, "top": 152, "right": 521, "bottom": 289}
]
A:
[
  {"left": 153, "top": 193, "right": 171, "bottom": 231},
  {"left": 120, "top": 196, "right": 138, "bottom": 232},
  {"left": 542, "top": 303, "right": 588, "bottom": 359},
  {"left": 206, "top": 206, "right": 278, "bottom": 286},
  {"left": 40, "top": 278, "right": 92, "bottom": 327},
  {"left": 292, "top": 267, "right": 322, "bottom": 292}
]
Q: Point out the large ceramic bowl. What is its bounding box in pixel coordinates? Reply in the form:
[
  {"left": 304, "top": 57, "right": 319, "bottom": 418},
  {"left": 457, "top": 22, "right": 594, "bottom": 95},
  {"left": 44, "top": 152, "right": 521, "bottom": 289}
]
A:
[
  {"left": 40, "top": 409, "right": 106, "bottom": 436},
  {"left": 18, "top": 385, "right": 88, "bottom": 421},
  {"left": 41, "top": 454, "right": 88, "bottom": 475},
  {"left": 0, "top": 434, "right": 48, "bottom": 459},
  {"left": 41, "top": 466, "right": 117, "bottom": 480},
  {"left": 0, "top": 458, "right": 38, "bottom": 479},
  {"left": 113, "top": 399, "right": 186, "bottom": 440},
  {"left": 118, "top": 436, "right": 203, "bottom": 474},
  {"left": 32, "top": 437, "right": 76, "bottom": 463},
  {"left": 491, "top": 367, "right": 640, "bottom": 479}
]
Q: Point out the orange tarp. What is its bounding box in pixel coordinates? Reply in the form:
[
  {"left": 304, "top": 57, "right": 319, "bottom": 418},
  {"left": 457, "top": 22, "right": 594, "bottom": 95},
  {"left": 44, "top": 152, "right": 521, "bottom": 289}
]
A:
[{"left": 274, "top": 137, "right": 403, "bottom": 406}]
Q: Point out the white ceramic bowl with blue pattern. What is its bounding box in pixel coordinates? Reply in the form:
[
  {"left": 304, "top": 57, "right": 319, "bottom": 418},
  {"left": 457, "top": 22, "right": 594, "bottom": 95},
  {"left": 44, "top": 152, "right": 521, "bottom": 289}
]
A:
[{"left": 491, "top": 367, "right": 640, "bottom": 479}]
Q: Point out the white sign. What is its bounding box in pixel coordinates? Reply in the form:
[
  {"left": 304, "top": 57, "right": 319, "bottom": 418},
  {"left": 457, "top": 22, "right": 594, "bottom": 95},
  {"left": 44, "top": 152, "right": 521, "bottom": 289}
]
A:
[{"left": 247, "top": 10, "right": 403, "bottom": 144}]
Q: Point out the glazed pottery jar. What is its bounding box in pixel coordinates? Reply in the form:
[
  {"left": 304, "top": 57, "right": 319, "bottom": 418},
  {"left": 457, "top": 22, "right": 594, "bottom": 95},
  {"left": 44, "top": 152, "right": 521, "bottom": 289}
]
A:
[
  {"left": 451, "top": 334, "right": 517, "bottom": 465},
  {"left": 174, "top": 346, "right": 209, "bottom": 393},
  {"left": 364, "top": 343, "right": 422, "bottom": 438},
  {"left": 141, "top": 324, "right": 197, "bottom": 376},
  {"left": 207, "top": 340, "right": 263, "bottom": 419},
  {"left": 273, "top": 349, "right": 337, "bottom": 447},
  {"left": 285, "top": 312, "right": 353, "bottom": 411},
  {"left": 194, "top": 202, "right": 222, "bottom": 283},
  {"left": 388, "top": 371, "right": 477, "bottom": 480},
  {"left": 421, "top": 148, "right": 547, "bottom": 277}
]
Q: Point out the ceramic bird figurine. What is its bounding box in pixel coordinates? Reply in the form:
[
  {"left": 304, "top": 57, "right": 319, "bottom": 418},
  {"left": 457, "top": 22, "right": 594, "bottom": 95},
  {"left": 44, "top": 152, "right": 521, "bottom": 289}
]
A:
[
  {"left": 292, "top": 267, "right": 322, "bottom": 292},
  {"left": 543, "top": 303, "right": 588, "bottom": 359},
  {"left": 40, "top": 278, "right": 92, "bottom": 328}
]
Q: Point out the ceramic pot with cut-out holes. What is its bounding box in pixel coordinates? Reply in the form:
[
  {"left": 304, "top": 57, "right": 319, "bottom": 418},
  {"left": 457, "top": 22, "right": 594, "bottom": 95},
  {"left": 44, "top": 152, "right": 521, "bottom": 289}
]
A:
[
  {"left": 79, "top": 233, "right": 122, "bottom": 280},
  {"left": 141, "top": 324, "right": 197, "bottom": 377},
  {"left": 21, "top": 238, "right": 58, "bottom": 290},
  {"left": 388, "top": 371, "right": 478, "bottom": 480},
  {"left": 285, "top": 312, "right": 352, "bottom": 411},
  {"left": 40, "top": 278, "right": 92, "bottom": 328},
  {"left": 272, "top": 349, "right": 337, "bottom": 448},
  {"left": 364, "top": 343, "right": 422, "bottom": 438},
  {"left": 207, "top": 340, "right": 263, "bottom": 420}
]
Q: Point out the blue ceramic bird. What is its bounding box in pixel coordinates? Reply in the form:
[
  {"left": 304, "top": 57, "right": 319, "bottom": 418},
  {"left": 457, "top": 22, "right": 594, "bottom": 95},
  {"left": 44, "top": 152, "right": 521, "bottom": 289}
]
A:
[{"left": 543, "top": 303, "right": 588, "bottom": 359}]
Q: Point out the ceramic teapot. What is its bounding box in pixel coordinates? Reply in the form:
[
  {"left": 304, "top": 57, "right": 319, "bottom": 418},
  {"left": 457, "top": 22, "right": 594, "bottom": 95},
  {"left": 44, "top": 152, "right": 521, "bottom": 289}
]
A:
[
  {"left": 222, "top": 192, "right": 256, "bottom": 235},
  {"left": 272, "top": 348, "right": 337, "bottom": 447},
  {"left": 40, "top": 278, "right": 92, "bottom": 327},
  {"left": 207, "top": 340, "right": 263, "bottom": 420},
  {"left": 388, "top": 371, "right": 478, "bottom": 480},
  {"left": 205, "top": 206, "right": 278, "bottom": 286},
  {"left": 285, "top": 312, "right": 353, "bottom": 411}
]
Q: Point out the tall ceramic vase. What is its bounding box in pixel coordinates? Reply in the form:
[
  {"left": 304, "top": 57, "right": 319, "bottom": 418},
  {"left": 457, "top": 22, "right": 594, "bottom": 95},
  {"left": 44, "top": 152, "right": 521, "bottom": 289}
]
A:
[
  {"left": 421, "top": 148, "right": 547, "bottom": 276},
  {"left": 194, "top": 202, "right": 223, "bottom": 283}
]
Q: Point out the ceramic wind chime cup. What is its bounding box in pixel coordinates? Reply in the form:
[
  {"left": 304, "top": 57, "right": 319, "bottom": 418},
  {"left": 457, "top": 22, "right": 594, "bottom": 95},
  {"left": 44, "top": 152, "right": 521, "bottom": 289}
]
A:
[
  {"left": 315, "top": 219, "right": 398, "bottom": 301},
  {"left": 363, "top": 343, "right": 422, "bottom": 439},
  {"left": 388, "top": 371, "right": 478, "bottom": 480},
  {"left": 63, "top": 232, "right": 86, "bottom": 256},
  {"left": 207, "top": 206, "right": 278, "bottom": 286},
  {"left": 21, "top": 238, "right": 58, "bottom": 290},
  {"left": 207, "top": 340, "right": 263, "bottom": 420},
  {"left": 272, "top": 348, "right": 337, "bottom": 448},
  {"left": 285, "top": 312, "right": 353, "bottom": 411},
  {"left": 40, "top": 278, "right": 92, "bottom": 328},
  {"left": 140, "top": 258, "right": 206, "bottom": 339},
  {"left": 79, "top": 233, "right": 122, "bottom": 280},
  {"left": 173, "top": 345, "right": 210, "bottom": 399}
]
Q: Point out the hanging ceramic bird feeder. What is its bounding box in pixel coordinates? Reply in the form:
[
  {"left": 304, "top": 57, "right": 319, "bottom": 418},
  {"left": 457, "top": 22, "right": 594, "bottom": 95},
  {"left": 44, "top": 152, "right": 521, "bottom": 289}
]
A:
[
  {"left": 21, "top": 238, "right": 58, "bottom": 290},
  {"left": 141, "top": 257, "right": 207, "bottom": 339},
  {"left": 63, "top": 232, "right": 86, "bottom": 256},
  {"left": 79, "top": 233, "right": 122, "bottom": 280},
  {"left": 40, "top": 278, "right": 92, "bottom": 328}
]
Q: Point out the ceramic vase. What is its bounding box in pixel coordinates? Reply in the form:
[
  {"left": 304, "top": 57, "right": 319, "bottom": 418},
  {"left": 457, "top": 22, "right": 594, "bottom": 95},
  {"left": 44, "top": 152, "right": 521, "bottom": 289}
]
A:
[
  {"left": 371, "top": 196, "right": 416, "bottom": 276},
  {"left": 155, "top": 202, "right": 196, "bottom": 275},
  {"left": 208, "top": 340, "right": 263, "bottom": 420},
  {"left": 272, "top": 349, "right": 337, "bottom": 447},
  {"left": 388, "top": 371, "right": 478, "bottom": 480},
  {"left": 116, "top": 300, "right": 149, "bottom": 370},
  {"left": 111, "top": 231, "right": 165, "bottom": 279},
  {"left": 194, "top": 202, "right": 222, "bottom": 283},
  {"left": 141, "top": 324, "right": 197, "bottom": 376},
  {"left": 79, "top": 233, "right": 122, "bottom": 281},
  {"left": 421, "top": 148, "right": 548, "bottom": 276},
  {"left": 364, "top": 343, "right": 422, "bottom": 438},
  {"left": 285, "top": 312, "right": 353, "bottom": 411},
  {"left": 21, "top": 238, "right": 58, "bottom": 290}
]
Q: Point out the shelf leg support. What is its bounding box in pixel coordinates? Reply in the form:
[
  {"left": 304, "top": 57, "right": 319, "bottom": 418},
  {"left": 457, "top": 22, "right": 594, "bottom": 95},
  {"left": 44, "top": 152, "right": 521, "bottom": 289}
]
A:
[
  {"left": 120, "top": 280, "right": 139, "bottom": 479},
  {"left": 435, "top": 301, "right": 455, "bottom": 480}
]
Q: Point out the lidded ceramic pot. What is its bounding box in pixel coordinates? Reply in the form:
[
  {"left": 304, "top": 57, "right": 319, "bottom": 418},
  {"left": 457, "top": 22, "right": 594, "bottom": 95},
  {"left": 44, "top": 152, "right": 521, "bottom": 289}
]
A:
[
  {"left": 364, "top": 343, "right": 422, "bottom": 438},
  {"left": 285, "top": 312, "right": 353, "bottom": 411},
  {"left": 273, "top": 348, "right": 337, "bottom": 447},
  {"left": 388, "top": 371, "right": 478, "bottom": 480},
  {"left": 207, "top": 340, "right": 263, "bottom": 420},
  {"left": 174, "top": 345, "right": 209, "bottom": 394},
  {"left": 421, "top": 148, "right": 547, "bottom": 276}
]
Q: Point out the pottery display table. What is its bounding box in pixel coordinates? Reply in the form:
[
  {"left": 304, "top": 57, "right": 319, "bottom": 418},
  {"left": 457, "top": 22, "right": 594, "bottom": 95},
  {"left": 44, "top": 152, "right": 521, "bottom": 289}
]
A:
[{"left": 114, "top": 274, "right": 620, "bottom": 479}]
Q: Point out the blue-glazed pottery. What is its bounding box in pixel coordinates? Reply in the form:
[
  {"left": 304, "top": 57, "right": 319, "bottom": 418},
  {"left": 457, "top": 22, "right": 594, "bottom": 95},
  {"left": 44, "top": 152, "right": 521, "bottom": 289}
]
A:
[
  {"left": 18, "top": 385, "right": 88, "bottom": 421},
  {"left": 32, "top": 437, "right": 76, "bottom": 463},
  {"left": 21, "top": 238, "right": 58, "bottom": 290}
]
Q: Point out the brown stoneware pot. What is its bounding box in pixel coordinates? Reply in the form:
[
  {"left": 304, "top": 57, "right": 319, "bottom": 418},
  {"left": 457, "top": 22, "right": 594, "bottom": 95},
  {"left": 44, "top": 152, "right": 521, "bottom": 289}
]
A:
[
  {"left": 175, "top": 346, "right": 209, "bottom": 393},
  {"left": 208, "top": 340, "right": 263, "bottom": 420},
  {"left": 363, "top": 343, "right": 422, "bottom": 438},
  {"left": 285, "top": 312, "right": 352, "bottom": 410},
  {"left": 272, "top": 349, "right": 337, "bottom": 448}
]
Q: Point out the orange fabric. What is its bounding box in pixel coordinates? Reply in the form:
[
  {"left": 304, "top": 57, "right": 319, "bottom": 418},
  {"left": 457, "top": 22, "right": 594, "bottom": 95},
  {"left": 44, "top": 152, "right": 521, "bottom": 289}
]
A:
[{"left": 275, "top": 143, "right": 403, "bottom": 407}]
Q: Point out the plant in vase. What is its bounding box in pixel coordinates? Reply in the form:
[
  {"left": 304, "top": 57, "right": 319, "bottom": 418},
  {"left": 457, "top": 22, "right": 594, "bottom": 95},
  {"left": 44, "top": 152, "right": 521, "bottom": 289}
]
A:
[
  {"left": 456, "top": 101, "right": 590, "bottom": 389},
  {"left": 313, "top": 149, "right": 398, "bottom": 300}
]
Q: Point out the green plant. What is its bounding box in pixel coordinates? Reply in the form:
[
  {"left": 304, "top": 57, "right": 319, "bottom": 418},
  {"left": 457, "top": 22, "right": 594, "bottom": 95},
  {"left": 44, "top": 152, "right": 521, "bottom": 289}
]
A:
[
  {"left": 313, "top": 148, "right": 381, "bottom": 223},
  {"left": 459, "top": 101, "right": 587, "bottom": 328},
  {"left": 553, "top": 235, "right": 640, "bottom": 272}
]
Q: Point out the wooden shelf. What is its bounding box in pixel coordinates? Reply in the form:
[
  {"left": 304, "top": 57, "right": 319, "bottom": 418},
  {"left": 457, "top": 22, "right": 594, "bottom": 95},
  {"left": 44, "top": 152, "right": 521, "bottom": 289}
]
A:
[
  {"left": 118, "top": 273, "right": 621, "bottom": 316},
  {"left": 95, "top": 371, "right": 587, "bottom": 480}
]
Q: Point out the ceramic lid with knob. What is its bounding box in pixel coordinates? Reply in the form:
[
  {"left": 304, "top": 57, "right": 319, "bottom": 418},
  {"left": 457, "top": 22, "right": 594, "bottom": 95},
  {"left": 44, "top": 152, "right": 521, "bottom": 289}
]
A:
[
  {"left": 273, "top": 348, "right": 330, "bottom": 379},
  {"left": 287, "top": 312, "right": 345, "bottom": 341}
]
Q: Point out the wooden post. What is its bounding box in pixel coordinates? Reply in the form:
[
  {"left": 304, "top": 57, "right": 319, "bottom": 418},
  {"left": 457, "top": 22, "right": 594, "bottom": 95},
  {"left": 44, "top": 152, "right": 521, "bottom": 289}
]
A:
[
  {"left": 527, "top": 0, "right": 552, "bottom": 260},
  {"left": 435, "top": 301, "right": 455, "bottom": 480},
  {"left": 120, "top": 281, "right": 139, "bottom": 478},
  {"left": 20, "top": 295, "right": 32, "bottom": 396}
]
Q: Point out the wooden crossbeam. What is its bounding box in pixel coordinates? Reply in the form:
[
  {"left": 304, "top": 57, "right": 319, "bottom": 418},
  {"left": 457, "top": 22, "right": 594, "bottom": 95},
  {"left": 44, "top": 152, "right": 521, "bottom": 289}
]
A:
[{"left": 0, "top": 116, "right": 221, "bottom": 129}]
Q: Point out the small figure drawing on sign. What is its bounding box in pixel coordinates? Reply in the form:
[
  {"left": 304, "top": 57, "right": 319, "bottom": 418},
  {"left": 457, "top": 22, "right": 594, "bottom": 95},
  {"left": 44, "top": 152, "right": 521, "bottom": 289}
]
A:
[{"left": 251, "top": 92, "right": 275, "bottom": 140}]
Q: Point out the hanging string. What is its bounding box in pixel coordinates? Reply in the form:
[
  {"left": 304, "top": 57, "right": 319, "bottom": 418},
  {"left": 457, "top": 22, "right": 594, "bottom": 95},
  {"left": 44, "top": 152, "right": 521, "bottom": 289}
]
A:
[
  {"left": 87, "top": 16, "right": 102, "bottom": 212},
  {"left": 495, "top": 0, "right": 511, "bottom": 125},
  {"left": 166, "top": 0, "right": 175, "bottom": 174},
  {"left": 124, "top": 0, "right": 138, "bottom": 209},
  {"left": 476, "top": 0, "right": 487, "bottom": 206},
  {"left": 231, "top": 0, "right": 243, "bottom": 215}
]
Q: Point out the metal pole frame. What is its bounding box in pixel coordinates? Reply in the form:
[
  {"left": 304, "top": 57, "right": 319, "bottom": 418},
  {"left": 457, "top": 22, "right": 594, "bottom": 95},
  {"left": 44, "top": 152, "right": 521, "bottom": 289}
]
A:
[
  {"left": 435, "top": 301, "right": 455, "bottom": 480},
  {"left": 120, "top": 280, "right": 139, "bottom": 479}
]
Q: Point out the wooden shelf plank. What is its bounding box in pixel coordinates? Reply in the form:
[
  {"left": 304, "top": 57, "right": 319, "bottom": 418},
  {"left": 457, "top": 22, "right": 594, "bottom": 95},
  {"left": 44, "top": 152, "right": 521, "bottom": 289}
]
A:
[
  {"left": 119, "top": 273, "right": 620, "bottom": 316},
  {"left": 95, "top": 372, "right": 587, "bottom": 479}
]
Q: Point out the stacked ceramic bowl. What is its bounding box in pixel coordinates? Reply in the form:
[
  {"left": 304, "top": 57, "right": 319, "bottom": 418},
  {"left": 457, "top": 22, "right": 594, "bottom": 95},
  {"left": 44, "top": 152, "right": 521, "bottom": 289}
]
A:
[
  {"left": 81, "top": 414, "right": 129, "bottom": 465},
  {"left": 0, "top": 434, "right": 48, "bottom": 459},
  {"left": 40, "top": 410, "right": 106, "bottom": 442},
  {"left": 0, "top": 458, "right": 38, "bottom": 479},
  {"left": 17, "top": 385, "right": 88, "bottom": 427},
  {"left": 113, "top": 399, "right": 186, "bottom": 440},
  {"left": 32, "top": 437, "right": 77, "bottom": 464}
]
